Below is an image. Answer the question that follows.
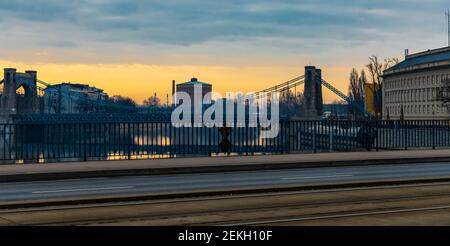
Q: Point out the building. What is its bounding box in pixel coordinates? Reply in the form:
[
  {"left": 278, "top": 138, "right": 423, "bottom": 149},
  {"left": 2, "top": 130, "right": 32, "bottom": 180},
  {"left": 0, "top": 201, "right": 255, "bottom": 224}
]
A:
[
  {"left": 383, "top": 47, "right": 450, "bottom": 120},
  {"left": 175, "top": 77, "right": 212, "bottom": 104},
  {"left": 365, "top": 83, "right": 376, "bottom": 115},
  {"left": 43, "top": 83, "right": 108, "bottom": 114},
  {"left": 0, "top": 68, "right": 39, "bottom": 115}
]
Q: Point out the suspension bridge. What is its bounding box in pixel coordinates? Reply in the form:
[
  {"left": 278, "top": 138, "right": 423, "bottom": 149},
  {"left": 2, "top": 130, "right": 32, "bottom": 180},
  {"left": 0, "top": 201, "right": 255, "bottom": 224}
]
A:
[{"left": 0, "top": 66, "right": 367, "bottom": 124}]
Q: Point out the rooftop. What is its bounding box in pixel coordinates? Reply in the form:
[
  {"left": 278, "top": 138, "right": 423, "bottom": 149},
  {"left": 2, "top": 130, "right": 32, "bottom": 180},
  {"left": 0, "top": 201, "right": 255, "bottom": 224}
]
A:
[
  {"left": 45, "top": 82, "right": 105, "bottom": 92},
  {"left": 177, "top": 77, "right": 212, "bottom": 86},
  {"left": 384, "top": 46, "right": 450, "bottom": 75}
]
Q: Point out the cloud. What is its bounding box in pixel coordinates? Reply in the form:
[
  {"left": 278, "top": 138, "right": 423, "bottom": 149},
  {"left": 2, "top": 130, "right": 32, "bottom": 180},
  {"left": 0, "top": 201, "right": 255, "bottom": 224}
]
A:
[{"left": 0, "top": 0, "right": 448, "bottom": 65}]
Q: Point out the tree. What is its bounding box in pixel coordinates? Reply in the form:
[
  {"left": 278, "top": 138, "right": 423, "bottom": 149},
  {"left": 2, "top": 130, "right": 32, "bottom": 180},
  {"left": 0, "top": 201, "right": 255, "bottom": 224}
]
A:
[
  {"left": 143, "top": 95, "right": 162, "bottom": 107},
  {"left": 348, "top": 68, "right": 365, "bottom": 119},
  {"left": 366, "top": 56, "right": 399, "bottom": 119},
  {"left": 106, "top": 95, "right": 137, "bottom": 113},
  {"left": 279, "top": 89, "right": 304, "bottom": 118}
]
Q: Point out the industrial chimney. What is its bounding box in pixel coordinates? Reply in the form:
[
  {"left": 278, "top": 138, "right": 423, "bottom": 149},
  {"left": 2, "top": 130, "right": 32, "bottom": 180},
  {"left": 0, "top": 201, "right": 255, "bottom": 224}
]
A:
[{"left": 172, "top": 80, "right": 176, "bottom": 106}]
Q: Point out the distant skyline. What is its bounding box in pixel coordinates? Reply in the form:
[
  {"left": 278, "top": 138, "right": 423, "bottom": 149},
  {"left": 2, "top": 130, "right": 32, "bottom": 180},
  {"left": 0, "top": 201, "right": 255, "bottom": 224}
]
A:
[{"left": 1, "top": 0, "right": 450, "bottom": 103}]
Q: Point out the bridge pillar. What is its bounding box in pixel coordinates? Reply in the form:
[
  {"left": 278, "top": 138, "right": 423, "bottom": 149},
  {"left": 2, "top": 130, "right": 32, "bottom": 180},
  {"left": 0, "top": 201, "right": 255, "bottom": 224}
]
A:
[
  {"left": 1, "top": 68, "right": 18, "bottom": 115},
  {"left": 25, "top": 70, "right": 38, "bottom": 113},
  {"left": 303, "top": 66, "right": 323, "bottom": 119},
  {"left": 1, "top": 68, "right": 39, "bottom": 115},
  {"left": 315, "top": 69, "right": 323, "bottom": 116}
]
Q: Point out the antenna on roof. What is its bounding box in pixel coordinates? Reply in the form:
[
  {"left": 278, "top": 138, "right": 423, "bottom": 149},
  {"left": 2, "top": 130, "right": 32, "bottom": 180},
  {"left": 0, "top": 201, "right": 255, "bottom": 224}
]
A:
[{"left": 446, "top": 10, "right": 450, "bottom": 47}]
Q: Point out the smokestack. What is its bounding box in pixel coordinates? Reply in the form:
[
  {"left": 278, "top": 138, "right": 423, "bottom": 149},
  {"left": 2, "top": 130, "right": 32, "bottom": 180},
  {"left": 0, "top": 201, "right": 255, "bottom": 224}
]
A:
[
  {"left": 172, "top": 80, "right": 176, "bottom": 106},
  {"left": 405, "top": 49, "right": 409, "bottom": 58}
]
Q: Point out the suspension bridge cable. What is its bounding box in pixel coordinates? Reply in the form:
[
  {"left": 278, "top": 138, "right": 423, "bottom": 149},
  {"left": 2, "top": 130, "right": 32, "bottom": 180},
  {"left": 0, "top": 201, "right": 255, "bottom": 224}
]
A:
[
  {"left": 321, "top": 79, "right": 368, "bottom": 116},
  {"left": 254, "top": 75, "right": 305, "bottom": 96}
]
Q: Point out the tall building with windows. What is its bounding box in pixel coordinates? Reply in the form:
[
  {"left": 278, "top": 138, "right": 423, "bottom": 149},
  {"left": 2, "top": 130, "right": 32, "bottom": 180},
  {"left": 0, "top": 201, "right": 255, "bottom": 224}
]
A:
[{"left": 383, "top": 47, "right": 450, "bottom": 120}]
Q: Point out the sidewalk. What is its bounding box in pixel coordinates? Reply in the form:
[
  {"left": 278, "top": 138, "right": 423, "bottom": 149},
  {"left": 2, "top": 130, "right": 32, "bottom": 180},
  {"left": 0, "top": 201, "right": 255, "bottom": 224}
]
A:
[{"left": 2, "top": 149, "right": 450, "bottom": 182}]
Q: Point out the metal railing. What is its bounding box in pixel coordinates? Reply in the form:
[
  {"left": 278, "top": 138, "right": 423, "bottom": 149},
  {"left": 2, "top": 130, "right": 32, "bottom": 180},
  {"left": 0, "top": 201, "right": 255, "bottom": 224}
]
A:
[{"left": 1, "top": 120, "right": 450, "bottom": 164}]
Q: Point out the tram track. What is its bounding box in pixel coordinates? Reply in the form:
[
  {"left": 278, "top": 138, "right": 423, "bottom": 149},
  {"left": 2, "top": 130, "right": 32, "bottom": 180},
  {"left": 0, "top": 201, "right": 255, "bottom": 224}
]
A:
[
  {"left": 2, "top": 182, "right": 450, "bottom": 226},
  {"left": 220, "top": 205, "right": 450, "bottom": 226}
]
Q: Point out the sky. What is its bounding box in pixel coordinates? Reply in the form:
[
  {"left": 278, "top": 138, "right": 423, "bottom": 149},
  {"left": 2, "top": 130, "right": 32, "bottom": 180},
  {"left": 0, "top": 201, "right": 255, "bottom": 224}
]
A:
[{"left": 1, "top": 0, "right": 450, "bottom": 104}]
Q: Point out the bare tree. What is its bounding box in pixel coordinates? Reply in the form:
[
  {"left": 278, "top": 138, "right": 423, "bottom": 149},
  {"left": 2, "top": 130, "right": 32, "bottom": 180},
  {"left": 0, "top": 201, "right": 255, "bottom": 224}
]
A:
[
  {"left": 366, "top": 56, "right": 399, "bottom": 119},
  {"left": 279, "top": 89, "right": 304, "bottom": 118},
  {"left": 348, "top": 68, "right": 366, "bottom": 119},
  {"left": 143, "top": 95, "right": 161, "bottom": 107},
  {"left": 359, "top": 69, "right": 368, "bottom": 100}
]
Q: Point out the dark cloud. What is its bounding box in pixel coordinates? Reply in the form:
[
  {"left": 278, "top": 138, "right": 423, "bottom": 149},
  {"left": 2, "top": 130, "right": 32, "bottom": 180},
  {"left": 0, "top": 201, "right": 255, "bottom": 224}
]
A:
[
  {"left": 0, "top": 0, "right": 433, "bottom": 45},
  {"left": 0, "top": 0, "right": 448, "bottom": 64},
  {"left": 0, "top": 0, "right": 79, "bottom": 22}
]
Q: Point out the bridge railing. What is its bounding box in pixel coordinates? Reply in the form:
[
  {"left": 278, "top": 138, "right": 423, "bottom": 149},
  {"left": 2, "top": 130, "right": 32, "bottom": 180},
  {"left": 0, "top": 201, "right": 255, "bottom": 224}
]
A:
[{"left": 1, "top": 119, "right": 450, "bottom": 164}]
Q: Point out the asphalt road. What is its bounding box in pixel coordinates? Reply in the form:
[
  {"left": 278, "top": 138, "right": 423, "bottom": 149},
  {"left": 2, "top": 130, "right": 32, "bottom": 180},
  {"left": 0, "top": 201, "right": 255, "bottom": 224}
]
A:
[{"left": 2, "top": 162, "right": 450, "bottom": 202}]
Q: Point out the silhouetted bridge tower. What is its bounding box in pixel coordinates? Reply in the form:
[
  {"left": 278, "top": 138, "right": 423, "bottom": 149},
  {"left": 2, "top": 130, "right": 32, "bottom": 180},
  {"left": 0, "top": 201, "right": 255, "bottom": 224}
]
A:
[
  {"left": 303, "top": 66, "right": 323, "bottom": 119},
  {"left": 0, "top": 68, "right": 39, "bottom": 116}
]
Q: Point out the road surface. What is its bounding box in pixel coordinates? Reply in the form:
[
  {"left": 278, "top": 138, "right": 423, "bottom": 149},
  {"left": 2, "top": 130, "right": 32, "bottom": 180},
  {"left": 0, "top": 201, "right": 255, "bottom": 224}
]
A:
[{"left": 2, "top": 162, "right": 450, "bottom": 203}]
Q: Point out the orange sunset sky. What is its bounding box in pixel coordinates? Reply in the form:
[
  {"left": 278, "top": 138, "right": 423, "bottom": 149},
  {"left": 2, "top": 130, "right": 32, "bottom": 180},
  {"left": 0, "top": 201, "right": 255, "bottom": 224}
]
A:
[{"left": 1, "top": 60, "right": 354, "bottom": 104}]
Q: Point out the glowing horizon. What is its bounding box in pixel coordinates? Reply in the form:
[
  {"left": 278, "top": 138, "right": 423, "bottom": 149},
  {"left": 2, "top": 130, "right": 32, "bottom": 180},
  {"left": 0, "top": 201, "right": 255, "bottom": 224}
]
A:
[{"left": 1, "top": 60, "right": 354, "bottom": 105}]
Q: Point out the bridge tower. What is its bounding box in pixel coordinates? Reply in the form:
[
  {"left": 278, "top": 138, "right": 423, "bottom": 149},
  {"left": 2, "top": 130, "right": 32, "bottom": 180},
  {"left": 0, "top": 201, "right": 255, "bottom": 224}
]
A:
[
  {"left": 315, "top": 68, "right": 323, "bottom": 116},
  {"left": 1, "top": 68, "right": 18, "bottom": 115},
  {"left": 1, "top": 68, "right": 39, "bottom": 115},
  {"left": 302, "top": 66, "right": 323, "bottom": 119},
  {"left": 24, "top": 70, "right": 39, "bottom": 113}
]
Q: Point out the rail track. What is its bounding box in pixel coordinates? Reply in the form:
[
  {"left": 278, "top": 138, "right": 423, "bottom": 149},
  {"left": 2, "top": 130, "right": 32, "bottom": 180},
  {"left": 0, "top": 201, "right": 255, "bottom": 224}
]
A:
[{"left": 2, "top": 182, "right": 450, "bottom": 226}]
